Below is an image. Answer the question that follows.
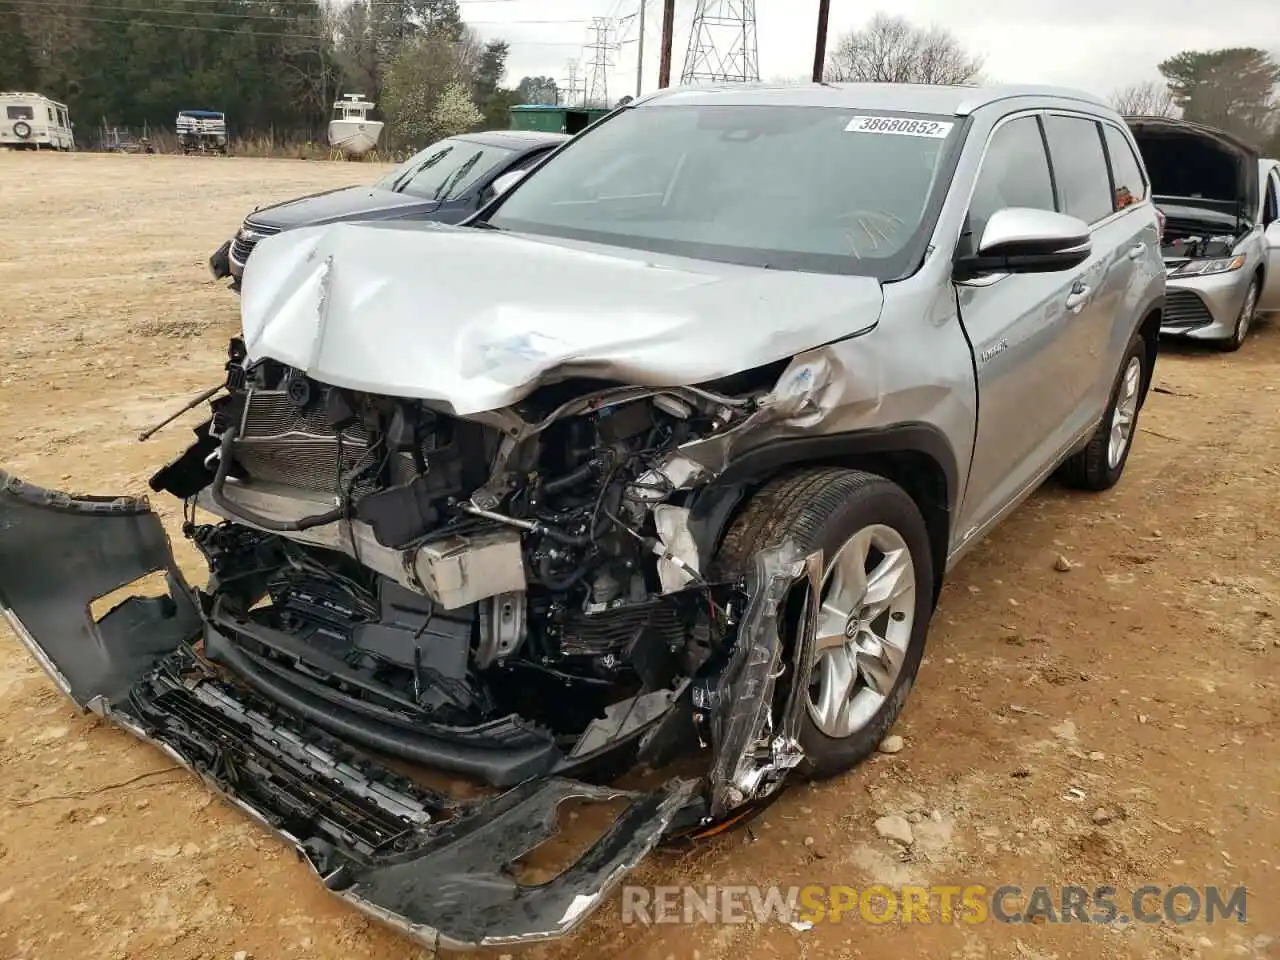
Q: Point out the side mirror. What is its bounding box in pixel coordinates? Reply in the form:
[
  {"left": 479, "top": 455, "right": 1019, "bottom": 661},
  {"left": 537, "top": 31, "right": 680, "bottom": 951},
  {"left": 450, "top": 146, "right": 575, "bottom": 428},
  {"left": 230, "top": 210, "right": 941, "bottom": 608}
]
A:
[
  {"left": 955, "top": 207, "right": 1092, "bottom": 280},
  {"left": 488, "top": 169, "right": 528, "bottom": 201}
]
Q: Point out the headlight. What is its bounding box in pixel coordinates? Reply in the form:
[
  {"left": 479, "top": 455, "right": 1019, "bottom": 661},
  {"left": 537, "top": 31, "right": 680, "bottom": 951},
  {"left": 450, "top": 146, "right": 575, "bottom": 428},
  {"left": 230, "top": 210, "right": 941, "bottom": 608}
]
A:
[{"left": 1172, "top": 254, "right": 1246, "bottom": 277}]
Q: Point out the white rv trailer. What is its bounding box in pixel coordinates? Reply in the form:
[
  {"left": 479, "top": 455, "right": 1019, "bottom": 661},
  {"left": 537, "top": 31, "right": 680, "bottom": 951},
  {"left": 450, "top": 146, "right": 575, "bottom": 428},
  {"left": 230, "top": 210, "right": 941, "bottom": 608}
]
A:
[{"left": 0, "top": 92, "right": 73, "bottom": 150}]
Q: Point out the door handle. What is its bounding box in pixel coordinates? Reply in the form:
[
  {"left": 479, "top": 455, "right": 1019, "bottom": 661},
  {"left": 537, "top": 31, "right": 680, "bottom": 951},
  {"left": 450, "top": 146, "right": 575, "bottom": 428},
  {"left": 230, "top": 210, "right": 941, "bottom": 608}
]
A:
[
  {"left": 1065, "top": 282, "right": 1092, "bottom": 312},
  {"left": 1127, "top": 243, "right": 1146, "bottom": 260}
]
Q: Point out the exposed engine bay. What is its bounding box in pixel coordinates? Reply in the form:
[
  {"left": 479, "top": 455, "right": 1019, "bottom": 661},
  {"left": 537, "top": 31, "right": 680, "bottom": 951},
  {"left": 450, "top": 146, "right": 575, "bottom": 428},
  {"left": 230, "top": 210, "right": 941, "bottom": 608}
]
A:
[
  {"left": 1156, "top": 205, "right": 1246, "bottom": 262},
  {"left": 140, "top": 337, "right": 814, "bottom": 805},
  {"left": 1159, "top": 224, "right": 1240, "bottom": 261},
  {"left": 0, "top": 329, "right": 835, "bottom": 945},
  {"left": 1126, "top": 118, "right": 1258, "bottom": 266}
]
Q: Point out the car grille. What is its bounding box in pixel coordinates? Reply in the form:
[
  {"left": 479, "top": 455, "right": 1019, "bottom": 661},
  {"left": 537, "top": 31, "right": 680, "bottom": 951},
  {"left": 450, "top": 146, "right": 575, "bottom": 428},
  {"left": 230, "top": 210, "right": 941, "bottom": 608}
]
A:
[
  {"left": 1162, "top": 290, "right": 1214, "bottom": 331},
  {"left": 233, "top": 388, "right": 432, "bottom": 495},
  {"left": 230, "top": 220, "right": 281, "bottom": 264}
]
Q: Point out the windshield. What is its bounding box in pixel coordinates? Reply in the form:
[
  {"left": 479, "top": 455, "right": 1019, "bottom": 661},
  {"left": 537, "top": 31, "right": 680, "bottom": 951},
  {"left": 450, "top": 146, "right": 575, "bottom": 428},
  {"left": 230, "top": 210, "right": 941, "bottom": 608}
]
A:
[
  {"left": 376, "top": 138, "right": 515, "bottom": 201},
  {"left": 485, "top": 104, "right": 960, "bottom": 276}
]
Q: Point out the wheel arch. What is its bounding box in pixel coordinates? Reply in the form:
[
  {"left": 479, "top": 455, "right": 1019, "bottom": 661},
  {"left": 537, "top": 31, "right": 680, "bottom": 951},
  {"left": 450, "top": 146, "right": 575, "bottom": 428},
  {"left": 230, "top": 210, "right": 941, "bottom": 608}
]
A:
[
  {"left": 1136, "top": 302, "right": 1162, "bottom": 406},
  {"left": 687, "top": 423, "right": 957, "bottom": 608}
]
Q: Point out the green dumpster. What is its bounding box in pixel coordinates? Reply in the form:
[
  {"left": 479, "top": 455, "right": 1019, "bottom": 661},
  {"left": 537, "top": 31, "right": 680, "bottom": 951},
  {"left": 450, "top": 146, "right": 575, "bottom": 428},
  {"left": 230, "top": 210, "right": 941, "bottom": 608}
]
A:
[{"left": 510, "top": 104, "right": 612, "bottom": 136}]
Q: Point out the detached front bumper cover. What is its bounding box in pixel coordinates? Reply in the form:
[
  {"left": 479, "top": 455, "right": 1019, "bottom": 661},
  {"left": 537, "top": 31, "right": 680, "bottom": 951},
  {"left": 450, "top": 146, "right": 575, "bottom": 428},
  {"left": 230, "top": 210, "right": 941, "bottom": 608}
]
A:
[
  {"left": 209, "top": 239, "right": 233, "bottom": 280},
  {"left": 0, "top": 470, "right": 699, "bottom": 950}
]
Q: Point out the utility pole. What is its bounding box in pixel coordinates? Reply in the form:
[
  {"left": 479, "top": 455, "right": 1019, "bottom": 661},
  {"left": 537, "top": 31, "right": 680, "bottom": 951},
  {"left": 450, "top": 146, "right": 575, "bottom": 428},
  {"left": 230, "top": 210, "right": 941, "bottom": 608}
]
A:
[
  {"left": 812, "top": 0, "right": 831, "bottom": 83},
  {"left": 635, "top": 0, "right": 646, "bottom": 98},
  {"left": 658, "top": 0, "right": 675, "bottom": 88}
]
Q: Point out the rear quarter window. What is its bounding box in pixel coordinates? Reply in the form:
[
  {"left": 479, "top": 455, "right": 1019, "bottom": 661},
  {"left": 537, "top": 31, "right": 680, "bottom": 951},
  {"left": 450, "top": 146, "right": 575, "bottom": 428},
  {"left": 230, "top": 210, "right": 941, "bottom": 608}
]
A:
[
  {"left": 1042, "top": 115, "right": 1115, "bottom": 225},
  {"left": 1102, "top": 124, "right": 1148, "bottom": 211}
]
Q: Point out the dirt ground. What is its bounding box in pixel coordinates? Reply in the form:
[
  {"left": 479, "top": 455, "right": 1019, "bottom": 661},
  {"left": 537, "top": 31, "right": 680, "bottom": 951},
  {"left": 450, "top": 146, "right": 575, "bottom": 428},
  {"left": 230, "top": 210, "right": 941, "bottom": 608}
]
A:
[{"left": 0, "top": 152, "right": 1277, "bottom": 960}]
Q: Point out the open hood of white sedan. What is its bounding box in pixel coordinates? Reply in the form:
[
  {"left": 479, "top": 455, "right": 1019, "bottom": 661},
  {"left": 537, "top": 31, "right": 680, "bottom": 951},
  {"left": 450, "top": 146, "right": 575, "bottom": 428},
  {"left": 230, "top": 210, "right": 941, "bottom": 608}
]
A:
[{"left": 238, "top": 220, "right": 884, "bottom": 415}]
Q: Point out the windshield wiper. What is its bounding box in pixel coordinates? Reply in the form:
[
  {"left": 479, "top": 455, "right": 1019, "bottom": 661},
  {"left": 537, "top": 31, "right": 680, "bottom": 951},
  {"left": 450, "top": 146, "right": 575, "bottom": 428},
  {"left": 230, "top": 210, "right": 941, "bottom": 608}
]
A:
[
  {"left": 434, "top": 151, "right": 484, "bottom": 201},
  {"left": 391, "top": 148, "right": 452, "bottom": 192}
]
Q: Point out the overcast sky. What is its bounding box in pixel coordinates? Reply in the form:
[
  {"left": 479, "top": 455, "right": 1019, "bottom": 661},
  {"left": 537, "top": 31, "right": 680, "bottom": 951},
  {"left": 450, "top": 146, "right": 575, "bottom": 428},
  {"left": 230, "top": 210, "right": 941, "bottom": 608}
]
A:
[{"left": 461, "top": 0, "right": 1279, "bottom": 102}]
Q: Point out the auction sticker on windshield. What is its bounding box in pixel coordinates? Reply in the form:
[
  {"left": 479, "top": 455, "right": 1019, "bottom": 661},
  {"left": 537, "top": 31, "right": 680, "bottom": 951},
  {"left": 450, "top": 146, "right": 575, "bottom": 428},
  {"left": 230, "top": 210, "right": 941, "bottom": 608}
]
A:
[{"left": 845, "top": 116, "right": 954, "bottom": 138}]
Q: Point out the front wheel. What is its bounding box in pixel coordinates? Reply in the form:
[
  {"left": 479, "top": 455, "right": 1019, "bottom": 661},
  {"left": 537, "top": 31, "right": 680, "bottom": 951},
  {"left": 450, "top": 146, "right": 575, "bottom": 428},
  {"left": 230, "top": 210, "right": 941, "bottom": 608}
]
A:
[
  {"left": 1058, "top": 332, "right": 1148, "bottom": 491},
  {"left": 1218, "top": 276, "right": 1260, "bottom": 353},
  {"left": 715, "top": 467, "right": 935, "bottom": 779}
]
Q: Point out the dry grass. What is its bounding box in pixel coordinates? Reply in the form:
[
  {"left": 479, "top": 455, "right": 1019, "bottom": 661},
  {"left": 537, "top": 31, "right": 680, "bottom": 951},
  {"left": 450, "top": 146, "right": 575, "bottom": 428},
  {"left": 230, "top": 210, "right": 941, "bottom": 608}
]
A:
[{"left": 96, "top": 128, "right": 418, "bottom": 163}]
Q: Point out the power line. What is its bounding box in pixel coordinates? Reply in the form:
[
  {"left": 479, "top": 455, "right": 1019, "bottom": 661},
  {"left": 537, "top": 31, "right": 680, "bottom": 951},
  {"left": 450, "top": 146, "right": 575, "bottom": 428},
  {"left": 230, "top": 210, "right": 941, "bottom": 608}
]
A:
[
  {"left": 3, "top": 0, "right": 587, "bottom": 23},
  {"left": 0, "top": 7, "right": 327, "bottom": 37},
  {"left": 7, "top": 0, "right": 572, "bottom": 7},
  {"left": 1, "top": 0, "right": 323, "bottom": 21},
  {"left": 0, "top": 4, "right": 590, "bottom": 43}
]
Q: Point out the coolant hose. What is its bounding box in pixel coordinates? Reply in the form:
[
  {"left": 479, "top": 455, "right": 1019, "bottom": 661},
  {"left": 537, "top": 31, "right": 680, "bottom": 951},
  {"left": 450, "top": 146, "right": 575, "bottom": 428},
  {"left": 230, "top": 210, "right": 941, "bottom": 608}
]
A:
[
  {"left": 210, "top": 426, "right": 346, "bottom": 532},
  {"left": 541, "top": 460, "right": 598, "bottom": 496}
]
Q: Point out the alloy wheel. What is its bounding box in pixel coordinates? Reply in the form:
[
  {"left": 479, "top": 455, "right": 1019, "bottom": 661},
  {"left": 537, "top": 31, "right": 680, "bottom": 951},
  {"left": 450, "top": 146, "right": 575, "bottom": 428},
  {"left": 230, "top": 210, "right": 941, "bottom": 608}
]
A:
[
  {"left": 807, "top": 524, "right": 916, "bottom": 739},
  {"left": 1236, "top": 281, "right": 1259, "bottom": 345},
  {"left": 1108, "top": 355, "right": 1142, "bottom": 470}
]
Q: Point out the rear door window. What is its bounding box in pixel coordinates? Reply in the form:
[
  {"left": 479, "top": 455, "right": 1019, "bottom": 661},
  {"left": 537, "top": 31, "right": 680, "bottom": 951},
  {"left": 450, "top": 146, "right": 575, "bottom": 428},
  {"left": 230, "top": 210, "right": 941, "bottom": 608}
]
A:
[
  {"left": 6, "top": 106, "right": 34, "bottom": 120},
  {"left": 1042, "top": 115, "right": 1115, "bottom": 225},
  {"left": 1101, "top": 123, "right": 1148, "bottom": 211}
]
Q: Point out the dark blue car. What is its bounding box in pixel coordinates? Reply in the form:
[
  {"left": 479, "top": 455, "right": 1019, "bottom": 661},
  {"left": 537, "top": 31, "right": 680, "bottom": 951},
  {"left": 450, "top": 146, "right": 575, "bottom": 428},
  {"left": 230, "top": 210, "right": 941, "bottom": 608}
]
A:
[{"left": 210, "top": 129, "right": 568, "bottom": 288}]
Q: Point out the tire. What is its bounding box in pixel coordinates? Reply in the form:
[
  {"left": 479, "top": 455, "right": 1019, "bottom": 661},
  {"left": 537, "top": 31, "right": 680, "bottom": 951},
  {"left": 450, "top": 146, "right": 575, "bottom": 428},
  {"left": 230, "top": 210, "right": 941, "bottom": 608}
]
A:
[
  {"left": 714, "top": 467, "right": 935, "bottom": 779},
  {"left": 1216, "top": 276, "right": 1260, "bottom": 353},
  {"left": 1059, "top": 332, "right": 1148, "bottom": 491}
]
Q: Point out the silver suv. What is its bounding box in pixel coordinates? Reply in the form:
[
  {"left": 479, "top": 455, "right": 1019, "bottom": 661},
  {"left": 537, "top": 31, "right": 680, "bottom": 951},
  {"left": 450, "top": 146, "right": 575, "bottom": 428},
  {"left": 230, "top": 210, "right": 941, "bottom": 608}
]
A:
[{"left": 0, "top": 83, "right": 1165, "bottom": 950}]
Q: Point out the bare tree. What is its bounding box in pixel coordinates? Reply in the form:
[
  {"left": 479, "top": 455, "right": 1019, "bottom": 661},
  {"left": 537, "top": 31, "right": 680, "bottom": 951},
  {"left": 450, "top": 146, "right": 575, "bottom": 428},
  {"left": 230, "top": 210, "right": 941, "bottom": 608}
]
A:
[
  {"left": 825, "top": 13, "right": 984, "bottom": 85},
  {"left": 1110, "top": 80, "right": 1178, "bottom": 117}
]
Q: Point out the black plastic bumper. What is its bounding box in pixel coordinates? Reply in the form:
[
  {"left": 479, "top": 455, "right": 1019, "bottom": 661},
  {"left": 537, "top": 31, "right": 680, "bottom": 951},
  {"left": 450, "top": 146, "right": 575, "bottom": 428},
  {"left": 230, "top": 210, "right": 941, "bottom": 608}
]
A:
[
  {"left": 209, "top": 239, "right": 232, "bottom": 280},
  {"left": 0, "top": 470, "right": 701, "bottom": 949}
]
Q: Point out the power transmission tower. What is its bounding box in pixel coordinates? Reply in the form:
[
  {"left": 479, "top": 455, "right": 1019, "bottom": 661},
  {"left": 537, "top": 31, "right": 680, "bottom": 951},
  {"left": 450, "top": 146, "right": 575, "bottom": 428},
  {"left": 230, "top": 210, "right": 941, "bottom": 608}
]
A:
[
  {"left": 584, "top": 17, "right": 615, "bottom": 108},
  {"left": 681, "top": 0, "right": 759, "bottom": 85},
  {"left": 561, "top": 60, "right": 584, "bottom": 107}
]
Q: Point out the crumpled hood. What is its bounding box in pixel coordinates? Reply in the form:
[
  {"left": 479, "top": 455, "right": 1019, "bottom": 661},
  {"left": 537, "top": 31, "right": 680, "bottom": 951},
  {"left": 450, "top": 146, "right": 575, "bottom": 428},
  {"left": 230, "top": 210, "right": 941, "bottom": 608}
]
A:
[{"left": 239, "top": 220, "right": 884, "bottom": 415}]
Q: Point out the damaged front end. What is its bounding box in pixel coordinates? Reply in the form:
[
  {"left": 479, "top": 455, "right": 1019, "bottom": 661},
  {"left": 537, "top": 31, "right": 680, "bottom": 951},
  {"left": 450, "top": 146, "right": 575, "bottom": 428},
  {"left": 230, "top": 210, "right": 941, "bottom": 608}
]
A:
[{"left": 0, "top": 335, "right": 831, "bottom": 948}]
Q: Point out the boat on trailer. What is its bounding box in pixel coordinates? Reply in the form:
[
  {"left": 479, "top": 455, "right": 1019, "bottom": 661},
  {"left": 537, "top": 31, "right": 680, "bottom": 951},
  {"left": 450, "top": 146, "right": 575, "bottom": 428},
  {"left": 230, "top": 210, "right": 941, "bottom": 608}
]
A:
[{"left": 328, "top": 93, "right": 383, "bottom": 159}]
